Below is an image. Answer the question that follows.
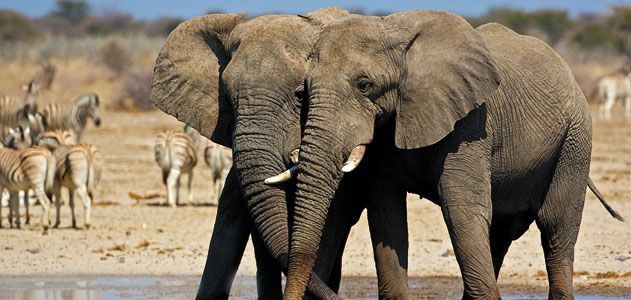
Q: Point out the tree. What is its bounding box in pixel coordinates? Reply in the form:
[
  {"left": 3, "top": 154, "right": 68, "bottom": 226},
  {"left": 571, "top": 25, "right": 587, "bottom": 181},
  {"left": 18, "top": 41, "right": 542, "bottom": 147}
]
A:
[
  {"left": 50, "top": 0, "right": 90, "bottom": 24},
  {"left": 0, "top": 10, "right": 40, "bottom": 43}
]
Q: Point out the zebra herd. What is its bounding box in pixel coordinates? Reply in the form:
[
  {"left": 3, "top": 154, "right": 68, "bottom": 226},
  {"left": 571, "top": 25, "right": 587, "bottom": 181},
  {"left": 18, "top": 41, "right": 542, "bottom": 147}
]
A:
[
  {"left": 154, "top": 125, "right": 232, "bottom": 207},
  {"left": 0, "top": 66, "right": 103, "bottom": 232}
]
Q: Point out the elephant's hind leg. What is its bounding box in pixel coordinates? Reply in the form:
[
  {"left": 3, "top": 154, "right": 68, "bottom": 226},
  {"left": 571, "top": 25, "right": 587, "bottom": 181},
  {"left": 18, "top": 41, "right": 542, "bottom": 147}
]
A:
[
  {"left": 536, "top": 125, "right": 590, "bottom": 300},
  {"left": 490, "top": 215, "right": 533, "bottom": 279}
]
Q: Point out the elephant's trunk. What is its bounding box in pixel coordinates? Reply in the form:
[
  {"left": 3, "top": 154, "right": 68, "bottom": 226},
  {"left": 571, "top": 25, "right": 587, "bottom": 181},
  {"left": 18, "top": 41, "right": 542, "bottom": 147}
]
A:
[
  {"left": 285, "top": 106, "right": 348, "bottom": 300},
  {"left": 233, "top": 113, "right": 291, "bottom": 265}
]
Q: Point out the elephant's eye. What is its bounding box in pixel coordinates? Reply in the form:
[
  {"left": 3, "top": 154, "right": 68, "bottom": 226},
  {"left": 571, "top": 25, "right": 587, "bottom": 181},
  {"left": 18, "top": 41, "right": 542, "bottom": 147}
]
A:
[
  {"left": 357, "top": 78, "right": 374, "bottom": 95},
  {"left": 294, "top": 85, "right": 306, "bottom": 100}
]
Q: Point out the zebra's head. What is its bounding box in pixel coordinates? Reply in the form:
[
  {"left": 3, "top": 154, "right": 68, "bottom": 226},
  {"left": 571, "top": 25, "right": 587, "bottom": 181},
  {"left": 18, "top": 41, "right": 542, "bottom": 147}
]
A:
[{"left": 75, "top": 93, "right": 101, "bottom": 127}]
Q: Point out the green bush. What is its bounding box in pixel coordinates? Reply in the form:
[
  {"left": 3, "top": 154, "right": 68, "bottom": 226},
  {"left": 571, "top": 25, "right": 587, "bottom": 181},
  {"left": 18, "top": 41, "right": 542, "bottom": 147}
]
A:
[
  {"left": 0, "top": 10, "right": 40, "bottom": 43},
  {"left": 530, "top": 10, "right": 570, "bottom": 44},
  {"left": 572, "top": 24, "right": 622, "bottom": 51}
]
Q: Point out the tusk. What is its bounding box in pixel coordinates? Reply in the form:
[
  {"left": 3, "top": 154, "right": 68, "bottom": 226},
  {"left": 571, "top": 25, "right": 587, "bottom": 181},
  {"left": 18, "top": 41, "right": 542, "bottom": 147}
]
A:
[
  {"left": 342, "top": 145, "right": 366, "bottom": 173},
  {"left": 264, "top": 165, "right": 298, "bottom": 185},
  {"left": 290, "top": 149, "right": 300, "bottom": 164}
]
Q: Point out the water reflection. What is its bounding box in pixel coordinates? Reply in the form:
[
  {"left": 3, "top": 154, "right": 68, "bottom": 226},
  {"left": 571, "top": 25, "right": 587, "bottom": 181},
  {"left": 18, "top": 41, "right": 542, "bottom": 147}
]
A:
[{"left": 0, "top": 277, "right": 627, "bottom": 300}]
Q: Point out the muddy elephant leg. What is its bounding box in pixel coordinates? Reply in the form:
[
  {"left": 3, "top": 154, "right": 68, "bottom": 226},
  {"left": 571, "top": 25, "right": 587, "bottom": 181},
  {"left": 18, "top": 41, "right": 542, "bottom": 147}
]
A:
[
  {"left": 536, "top": 134, "right": 588, "bottom": 300},
  {"left": 366, "top": 184, "right": 409, "bottom": 300},
  {"left": 196, "top": 168, "right": 251, "bottom": 300},
  {"left": 252, "top": 229, "right": 282, "bottom": 300}
]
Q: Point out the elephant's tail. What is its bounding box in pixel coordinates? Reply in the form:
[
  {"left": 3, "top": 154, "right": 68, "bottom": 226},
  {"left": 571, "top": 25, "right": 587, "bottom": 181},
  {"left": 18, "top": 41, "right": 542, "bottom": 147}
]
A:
[{"left": 588, "top": 177, "right": 624, "bottom": 221}]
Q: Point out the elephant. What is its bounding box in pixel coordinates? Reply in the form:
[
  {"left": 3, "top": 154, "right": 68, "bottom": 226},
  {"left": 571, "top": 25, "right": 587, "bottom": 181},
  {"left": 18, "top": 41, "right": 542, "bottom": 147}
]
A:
[
  {"left": 282, "top": 11, "right": 624, "bottom": 299},
  {"left": 150, "top": 8, "right": 368, "bottom": 299}
]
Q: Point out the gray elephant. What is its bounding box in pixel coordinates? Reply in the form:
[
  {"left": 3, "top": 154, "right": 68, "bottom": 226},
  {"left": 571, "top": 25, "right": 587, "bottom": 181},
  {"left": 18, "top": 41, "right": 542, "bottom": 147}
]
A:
[
  {"left": 281, "top": 11, "right": 624, "bottom": 299},
  {"left": 150, "top": 8, "right": 368, "bottom": 299}
]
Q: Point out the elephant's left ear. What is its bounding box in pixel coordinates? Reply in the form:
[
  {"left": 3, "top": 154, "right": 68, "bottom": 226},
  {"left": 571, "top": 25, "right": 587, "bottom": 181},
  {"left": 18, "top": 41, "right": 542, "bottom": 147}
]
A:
[{"left": 385, "top": 11, "right": 501, "bottom": 149}]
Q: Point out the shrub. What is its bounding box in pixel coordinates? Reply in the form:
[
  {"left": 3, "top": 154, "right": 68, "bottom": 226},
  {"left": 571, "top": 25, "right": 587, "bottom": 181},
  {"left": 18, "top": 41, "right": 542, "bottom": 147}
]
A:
[
  {"left": 100, "top": 40, "right": 132, "bottom": 74},
  {"left": 572, "top": 24, "right": 620, "bottom": 50},
  {"left": 0, "top": 10, "right": 40, "bottom": 43},
  {"left": 124, "top": 68, "right": 154, "bottom": 111},
  {"left": 530, "top": 10, "right": 570, "bottom": 44}
]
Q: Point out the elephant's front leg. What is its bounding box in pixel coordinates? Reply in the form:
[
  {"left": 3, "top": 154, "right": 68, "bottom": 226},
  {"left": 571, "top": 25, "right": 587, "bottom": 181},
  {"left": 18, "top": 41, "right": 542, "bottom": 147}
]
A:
[
  {"left": 196, "top": 168, "right": 252, "bottom": 300},
  {"left": 439, "top": 148, "right": 498, "bottom": 299},
  {"left": 366, "top": 181, "right": 409, "bottom": 300}
]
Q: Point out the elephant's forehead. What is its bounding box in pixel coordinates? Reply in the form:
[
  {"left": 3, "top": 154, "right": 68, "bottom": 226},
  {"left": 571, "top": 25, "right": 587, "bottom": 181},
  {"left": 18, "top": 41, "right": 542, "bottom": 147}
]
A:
[
  {"left": 315, "top": 17, "right": 389, "bottom": 64},
  {"left": 228, "top": 15, "right": 314, "bottom": 57}
]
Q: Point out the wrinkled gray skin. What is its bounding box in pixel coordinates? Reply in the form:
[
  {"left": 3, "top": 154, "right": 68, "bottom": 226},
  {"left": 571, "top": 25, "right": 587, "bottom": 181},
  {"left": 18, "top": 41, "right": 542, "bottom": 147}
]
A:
[
  {"left": 285, "top": 11, "right": 618, "bottom": 299},
  {"left": 151, "top": 9, "right": 366, "bottom": 300}
]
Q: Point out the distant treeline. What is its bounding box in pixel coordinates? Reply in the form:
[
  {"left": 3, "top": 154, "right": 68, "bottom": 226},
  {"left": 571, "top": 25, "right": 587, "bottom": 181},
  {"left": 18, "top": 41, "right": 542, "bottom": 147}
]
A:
[{"left": 1, "top": 0, "right": 629, "bottom": 54}]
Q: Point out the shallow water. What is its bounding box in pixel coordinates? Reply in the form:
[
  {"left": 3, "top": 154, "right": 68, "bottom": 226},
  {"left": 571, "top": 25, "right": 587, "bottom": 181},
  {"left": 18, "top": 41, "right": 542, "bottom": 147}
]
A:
[{"left": 0, "top": 276, "right": 627, "bottom": 299}]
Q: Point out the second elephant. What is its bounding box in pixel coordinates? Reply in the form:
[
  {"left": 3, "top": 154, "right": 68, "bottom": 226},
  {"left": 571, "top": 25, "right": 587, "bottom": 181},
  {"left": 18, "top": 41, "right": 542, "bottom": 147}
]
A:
[{"left": 283, "top": 12, "right": 623, "bottom": 299}]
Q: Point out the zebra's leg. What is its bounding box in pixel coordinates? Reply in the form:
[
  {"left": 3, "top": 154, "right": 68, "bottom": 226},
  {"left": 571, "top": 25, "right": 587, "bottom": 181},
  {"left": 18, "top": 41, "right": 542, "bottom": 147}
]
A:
[
  {"left": 76, "top": 185, "right": 91, "bottom": 229},
  {"left": 37, "top": 190, "right": 51, "bottom": 232},
  {"left": 604, "top": 92, "right": 616, "bottom": 120},
  {"left": 69, "top": 189, "right": 77, "bottom": 229},
  {"left": 187, "top": 170, "right": 194, "bottom": 204},
  {"left": 166, "top": 168, "right": 180, "bottom": 208},
  {"left": 9, "top": 191, "right": 20, "bottom": 229},
  {"left": 24, "top": 190, "right": 30, "bottom": 225},
  {"left": 53, "top": 184, "right": 62, "bottom": 228}
]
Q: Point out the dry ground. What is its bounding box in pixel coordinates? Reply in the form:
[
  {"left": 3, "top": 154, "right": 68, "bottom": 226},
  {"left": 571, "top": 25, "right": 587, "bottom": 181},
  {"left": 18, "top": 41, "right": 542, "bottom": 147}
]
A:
[{"left": 0, "top": 105, "right": 630, "bottom": 297}]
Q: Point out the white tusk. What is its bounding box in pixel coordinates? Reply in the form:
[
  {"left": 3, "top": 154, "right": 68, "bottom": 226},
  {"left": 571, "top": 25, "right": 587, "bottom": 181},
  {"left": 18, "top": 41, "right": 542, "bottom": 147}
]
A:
[
  {"left": 264, "top": 165, "right": 298, "bottom": 185},
  {"left": 290, "top": 149, "right": 300, "bottom": 164},
  {"left": 342, "top": 145, "right": 366, "bottom": 173}
]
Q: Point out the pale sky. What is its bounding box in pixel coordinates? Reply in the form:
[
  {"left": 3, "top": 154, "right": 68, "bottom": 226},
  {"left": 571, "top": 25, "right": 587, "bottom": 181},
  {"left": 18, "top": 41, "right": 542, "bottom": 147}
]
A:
[{"left": 2, "top": 0, "right": 630, "bottom": 19}]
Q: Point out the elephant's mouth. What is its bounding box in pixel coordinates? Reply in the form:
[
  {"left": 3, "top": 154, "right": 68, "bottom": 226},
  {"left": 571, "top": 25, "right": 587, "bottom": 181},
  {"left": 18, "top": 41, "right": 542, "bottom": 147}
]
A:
[{"left": 264, "top": 145, "right": 366, "bottom": 185}]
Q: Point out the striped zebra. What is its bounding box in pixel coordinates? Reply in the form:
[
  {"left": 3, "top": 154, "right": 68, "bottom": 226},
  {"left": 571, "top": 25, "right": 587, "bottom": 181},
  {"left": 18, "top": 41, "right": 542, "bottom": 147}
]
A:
[
  {"left": 0, "top": 142, "right": 56, "bottom": 230},
  {"left": 2, "top": 126, "right": 36, "bottom": 225},
  {"left": 597, "top": 69, "right": 631, "bottom": 120},
  {"left": 155, "top": 125, "right": 199, "bottom": 207},
  {"left": 31, "top": 63, "right": 56, "bottom": 90},
  {"left": 204, "top": 143, "right": 231, "bottom": 205},
  {"left": 0, "top": 81, "right": 42, "bottom": 141},
  {"left": 38, "top": 133, "right": 102, "bottom": 229},
  {"left": 40, "top": 93, "right": 101, "bottom": 141}
]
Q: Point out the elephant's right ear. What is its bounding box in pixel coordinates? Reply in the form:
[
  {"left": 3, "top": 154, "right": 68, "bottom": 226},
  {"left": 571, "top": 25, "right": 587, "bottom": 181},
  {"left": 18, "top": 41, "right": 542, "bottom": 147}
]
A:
[{"left": 151, "top": 14, "right": 246, "bottom": 148}]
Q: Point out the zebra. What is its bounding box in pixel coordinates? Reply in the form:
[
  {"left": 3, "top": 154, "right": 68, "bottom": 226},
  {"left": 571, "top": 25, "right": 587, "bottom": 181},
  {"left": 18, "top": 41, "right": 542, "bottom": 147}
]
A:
[
  {"left": 31, "top": 63, "right": 56, "bottom": 90},
  {"left": 38, "top": 133, "right": 102, "bottom": 229},
  {"left": 40, "top": 93, "right": 101, "bottom": 141},
  {"left": 2, "top": 126, "right": 36, "bottom": 225},
  {"left": 204, "top": 143, "right": 232, "bottom": 205},
  {"left": 597, "top": 69, "right": 631, "bottom": 120},
  {"left": 0, "top": 81, "right": 42, "bottom": 141},
  {"left": 155, "top": 125, "right": 199, "bottom": 207},
  {"left": 0, "top": 141, "right": 56, "bottom": 230}
]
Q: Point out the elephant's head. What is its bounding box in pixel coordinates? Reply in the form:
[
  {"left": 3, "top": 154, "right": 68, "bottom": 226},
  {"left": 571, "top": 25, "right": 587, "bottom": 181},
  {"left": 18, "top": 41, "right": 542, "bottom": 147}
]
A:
[
  {"left": 284, "top": 11, "right": 501, "bottom": 299},
  {"left": 151, "top": 8, "right": 348, "bottom": 281}
]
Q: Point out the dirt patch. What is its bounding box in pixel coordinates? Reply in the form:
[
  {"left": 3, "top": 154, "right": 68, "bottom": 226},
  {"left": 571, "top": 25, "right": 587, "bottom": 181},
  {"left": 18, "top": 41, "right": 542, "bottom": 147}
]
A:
[{"left": 0, "top": 108, "right": 630, "bottom": 295}]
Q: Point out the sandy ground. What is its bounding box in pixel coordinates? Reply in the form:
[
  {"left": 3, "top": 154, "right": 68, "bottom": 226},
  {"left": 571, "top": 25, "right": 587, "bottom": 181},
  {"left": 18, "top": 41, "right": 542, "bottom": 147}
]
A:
[{"left": 0, "top": 107, "right": 630, "bottom": 297}]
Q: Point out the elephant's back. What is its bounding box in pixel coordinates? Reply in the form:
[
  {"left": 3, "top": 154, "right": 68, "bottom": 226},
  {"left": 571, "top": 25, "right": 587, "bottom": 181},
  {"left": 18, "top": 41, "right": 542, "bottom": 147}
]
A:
[{"left": 475, "top": 23, "right": 589, "bottom": 212}]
